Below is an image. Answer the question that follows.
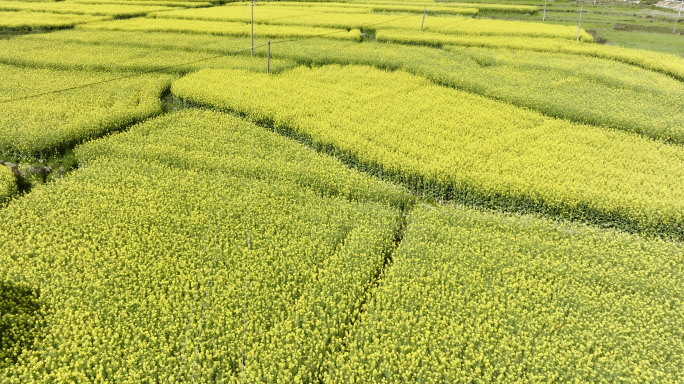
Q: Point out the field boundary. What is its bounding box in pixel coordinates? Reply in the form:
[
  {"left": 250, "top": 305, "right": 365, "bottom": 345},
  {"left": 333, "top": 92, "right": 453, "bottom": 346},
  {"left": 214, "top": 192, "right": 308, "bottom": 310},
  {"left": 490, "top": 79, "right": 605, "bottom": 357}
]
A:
[{"left": 171, "top": 94, "right": 684, "bottom": 243}]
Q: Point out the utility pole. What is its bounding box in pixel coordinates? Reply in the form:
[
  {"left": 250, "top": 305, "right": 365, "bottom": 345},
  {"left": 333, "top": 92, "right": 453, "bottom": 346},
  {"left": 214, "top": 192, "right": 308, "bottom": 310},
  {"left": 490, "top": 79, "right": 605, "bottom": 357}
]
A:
[
  {"left": 421, "top": 7, "right": 426, "bottom": 31},
  {"left": 675, "top": 0, "right": 683, "bottom": 34},
  {"left": 267, "top": 40, "right": 270, "bottom": 74},
  {"left": 251, "top": 0, "right": 254, "bottom": 57},
  {"left": 543, "top": 0, "right": 547, "bottom": 21},
  {"left": 576, "top": 6, "right": 583, "bottom": 42}
]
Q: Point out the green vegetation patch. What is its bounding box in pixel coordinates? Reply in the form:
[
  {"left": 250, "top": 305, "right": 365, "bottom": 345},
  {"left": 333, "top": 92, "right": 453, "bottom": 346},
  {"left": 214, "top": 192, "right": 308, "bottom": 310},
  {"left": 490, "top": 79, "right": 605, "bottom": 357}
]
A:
[
  {"left": 0, "top": 34, "right": 296, "bottom": 72},
  {"left": 79, "top": 17, "right": 364, "bottom": 40},
  {"left": 599, "top": 30, "right": 684, "bottom": 56}
]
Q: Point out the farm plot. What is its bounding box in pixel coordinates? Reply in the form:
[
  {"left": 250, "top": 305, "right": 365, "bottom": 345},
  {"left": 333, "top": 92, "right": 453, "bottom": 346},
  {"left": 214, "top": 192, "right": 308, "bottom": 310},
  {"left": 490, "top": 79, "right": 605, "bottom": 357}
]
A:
[
  {"left": 0, "top": 10, "right": 108, "bottom": 30},
  {"left": 342, "top": 0, "right": 537, "bottom": 14},
  {"left": 148, "top": 6, "right": 470, "bottom": 30},
  {"left": 79, "top": 17, "right": 363, "bottom": 40},
  {"left": 374, "top": 29, "right": 684, "bottom": 81},
  {"left": 0, "top": 0, "right": 175, "bottom": 17},
  {"left": 72, "top": 0, "right": 213, "bottom": 7},
  {"left": 13, "top": 30, "right": 684, "bottom": 144},
  {"left": 173, "top": 65, "right": 684, "bottom": 239},
  {"left": 0, "top": 110, "right": 407, "bottom": 382},
  {"left": 0, "top": 34, "right": 295, "bottom": 72},
  {"left": 0, "top": 64, "right": 172, "bottom": 159},
  {"left": 414, "top": 16, "right": 593, "bottom": 41},
  {"left": 324, "top": 205, "right": 684, "bottom": 383},
  {"left": 275, "top": 39, "right": 684, "bottom": 144}
]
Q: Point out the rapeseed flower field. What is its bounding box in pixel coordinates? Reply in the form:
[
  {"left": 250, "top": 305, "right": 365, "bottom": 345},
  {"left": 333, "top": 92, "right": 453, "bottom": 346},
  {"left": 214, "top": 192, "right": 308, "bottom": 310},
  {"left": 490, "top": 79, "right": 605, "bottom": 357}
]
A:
[{"left": 1, "top": 0, "right": 683, "bottom": 382}]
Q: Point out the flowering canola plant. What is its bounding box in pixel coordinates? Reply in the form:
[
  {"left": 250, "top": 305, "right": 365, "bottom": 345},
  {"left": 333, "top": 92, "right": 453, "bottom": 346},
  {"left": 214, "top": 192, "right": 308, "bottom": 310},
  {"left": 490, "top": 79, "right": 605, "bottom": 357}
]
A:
[
  {"left": 5, "top": 30, "right": 681, "bottom": 145},
  {"left": 172, "top": 65, "right": 684, "bottom": 239},
  {"left": 0, "top": 110, "right": 407, "bottom": 382},
  {"left": 0, "top": 65, "right": 173, "bottom": 159},
  {"left": 0, "top": 34, "right": 295, "bottom": 73},
  {"left": 324, "top": 206, "right": 684, "bottom": 383},
  {"left": 79, "top": 17, "right": 364, "bottom": 40},
  {"left": 0, "top": 10, "right": 109, "bottom": 30},
  {"left": 0, "top": 0, "right": 174, "bottom": 17}
]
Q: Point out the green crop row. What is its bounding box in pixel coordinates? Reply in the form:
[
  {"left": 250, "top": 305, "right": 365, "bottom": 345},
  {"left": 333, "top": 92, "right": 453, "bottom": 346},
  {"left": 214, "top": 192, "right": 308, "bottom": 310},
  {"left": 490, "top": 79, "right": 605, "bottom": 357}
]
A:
[
  {"left": 375, "top": 29, "right": 684, "bottom": 81},
  {"left": 9, "top": 31, "right": 683, "bottom": 145},
  {"left": 325, "top": 205, "right": 684, "bottom": 383},
  {"left": 412, "top": 15, "right": 592, "bottom": 41},
  {"left": 0, "top": 0, "right": 174, "bottom": 17},
  {"left": 73, "top": 0, "right": 213, "bottom": 7},
  {"left": 172, "top": 65, "right": 684, "bottom": 239},
  {"left": 0, "top": 165, "right": 17, "bottom": 204},
  {"left": 265, "top": 38, "right": 684, "bottom": 144},
  {"left": 0, "top": 10, "right": 109, "bottom": 30},
  {"left": 0, "top": 65, "right": 173, "bottom": 159},
  {"left": 148, "top": 5, "right": 475, "bottom": 29},
  {"left": 0, "top": 34, "right": 295, "bottom": 73},
  {"left": 79, "top": 17, "right": 364, "bottom": 40},
  {"left": 0, "top": 109, "right": 405, "bottom": 382},
  {"left": 344, "top": 0, "right": 538, "bottom": 14},
  {"left": 76, "top": 110, "right": 410, "bottom": 207}
]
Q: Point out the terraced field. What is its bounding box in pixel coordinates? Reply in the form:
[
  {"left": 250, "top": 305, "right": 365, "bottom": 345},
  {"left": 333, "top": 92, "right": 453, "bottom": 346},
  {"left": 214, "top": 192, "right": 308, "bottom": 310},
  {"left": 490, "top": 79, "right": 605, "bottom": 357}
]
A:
[{"left": 1, "top": 0, "right": 683, "bottom": 382}]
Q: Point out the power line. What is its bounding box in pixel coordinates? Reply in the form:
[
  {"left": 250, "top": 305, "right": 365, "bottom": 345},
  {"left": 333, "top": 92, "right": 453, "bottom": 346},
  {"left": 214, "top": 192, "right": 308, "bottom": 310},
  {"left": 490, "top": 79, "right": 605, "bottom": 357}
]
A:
[
  {"left": 0, "top": 13, "right": 421, "bottom": 104},
  {"left": 0, "top": 43, "right": 267, "bottom": 105}
]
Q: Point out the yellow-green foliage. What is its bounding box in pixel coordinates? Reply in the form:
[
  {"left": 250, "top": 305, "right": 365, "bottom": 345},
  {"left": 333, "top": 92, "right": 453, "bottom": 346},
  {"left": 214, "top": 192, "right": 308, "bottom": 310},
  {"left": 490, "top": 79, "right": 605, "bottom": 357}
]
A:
[
  {"left": 425, "top": 46, "right": 684, "bottom": 144},
  {"left": 0, "top": 34, "right": 295, "bottom": 72},
  {"left": 73, "top": 0, "right": 213, "bottom": 7},
  {"left": 241, "top": 37, "right": 684, "bottom": 144},
  {"left": 0, "top": 280, "right": 43, "bottom": 369},
  {"left": 0, "top": 10, "right": 109, "bottom": 30},
  {"left": 345, "top": 0, "right": 537, "bottom": 14},
  {"left": 378, "top": 28, "right": 593, "bottom": 47},
  {"left": 0, "top": 110, "right": 405, "bottom": 382},
  {"left": 325, "top": 206, "right": 684, "bottom": 383},
  {"left": 173, "top": 65, "right": 684, "bottom": 238},
  {"left": 418, "top": 16, "right": 593, "bottom": 41},
  {"left": 0, "top": 65, "right": 172, "bottom": 158},
  {"left": 239, "top": 1, "right": 485, "bottom": 15},
  {"left": 150, "top": 3, "right": 477, "bottom": 25},
  {"left": 28, "top": 29, "right": 266, "bottom": 52},
  {"left": 0, "top": 165, "right": 17, "bottom": 204},
  {"left": 377, "top": 29, "right": 684, "bottom": 81},
  {"left": 76, "top": 110, "right": 410, "bottom": 207},
  {"left": 149, "top": 6, "right": 451, "bottom": 29},
  {"left": 0, "top": 0, "right": 174, "bottom": 16},
  {"left": 79, "top": 17, "right": 363, "bottom": 40},
  {"left": 110, "top": 0, "right": 214, "bottom": 2},
  {"left": 18, "top": 30, "right": 684, "bottom": 145}
]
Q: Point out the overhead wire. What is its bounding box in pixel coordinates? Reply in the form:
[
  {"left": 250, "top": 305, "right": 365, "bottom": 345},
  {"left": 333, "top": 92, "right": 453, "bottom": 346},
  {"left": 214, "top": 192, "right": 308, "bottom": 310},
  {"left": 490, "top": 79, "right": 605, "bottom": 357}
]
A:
[
  {"left": 0, "top": 42, "right": 268, "bottom": 104},
  {"left": 0, "top": 11, "right": 423, "bottom": 104}
]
